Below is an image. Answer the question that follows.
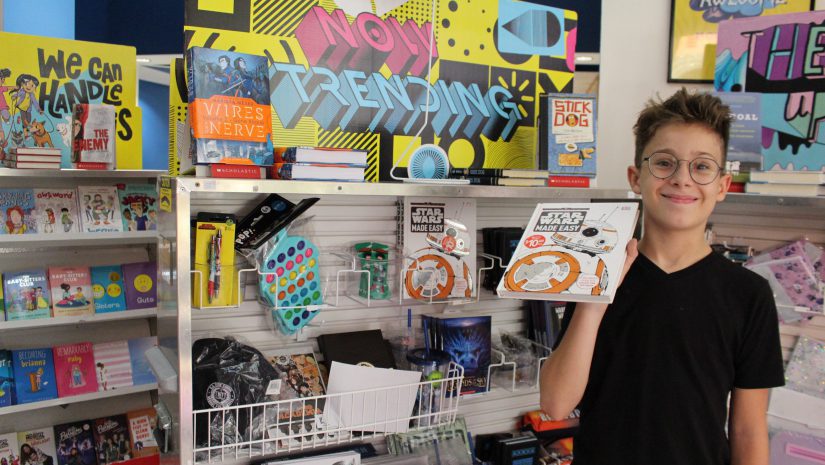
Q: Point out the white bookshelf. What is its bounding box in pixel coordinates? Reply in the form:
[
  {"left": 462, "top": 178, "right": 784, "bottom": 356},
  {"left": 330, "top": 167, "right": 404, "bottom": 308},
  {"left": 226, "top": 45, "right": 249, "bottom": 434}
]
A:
[
  {"left": 0, "top": 308, "right": 157, "bottom": 332},
  {"left": 0, "top": 231, "right": 158, "bottom": 247},
  {"left": 0, "top": 383, "right": 158, "bottom": 415}
]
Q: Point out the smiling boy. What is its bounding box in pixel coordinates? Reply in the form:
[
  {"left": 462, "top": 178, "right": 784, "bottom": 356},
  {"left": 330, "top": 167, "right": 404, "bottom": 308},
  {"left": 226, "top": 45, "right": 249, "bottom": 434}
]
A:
[{"left": 540, "top": 89, "right": 784, "bottom": 465}]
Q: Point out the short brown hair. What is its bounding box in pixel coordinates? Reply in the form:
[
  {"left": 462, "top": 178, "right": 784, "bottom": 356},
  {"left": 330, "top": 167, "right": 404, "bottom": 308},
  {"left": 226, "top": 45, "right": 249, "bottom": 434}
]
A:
[{"left": 633, "top": 88, "right": 732, "bottom": 167}]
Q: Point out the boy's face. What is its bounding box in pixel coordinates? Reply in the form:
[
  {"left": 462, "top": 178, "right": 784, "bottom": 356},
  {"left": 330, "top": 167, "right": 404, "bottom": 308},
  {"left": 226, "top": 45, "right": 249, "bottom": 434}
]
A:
[{"left": 627, "top": 122, "right": 731, "bottom": 235}]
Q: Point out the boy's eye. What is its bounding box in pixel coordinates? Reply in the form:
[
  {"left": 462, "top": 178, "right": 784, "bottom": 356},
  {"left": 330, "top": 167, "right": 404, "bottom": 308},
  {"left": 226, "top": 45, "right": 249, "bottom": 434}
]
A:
[
  {"left": 693, "top": 160, "right": 715, "bottom": 171},
  {"left": 654, "top": 158, "right": 675, "bottom": 168}
]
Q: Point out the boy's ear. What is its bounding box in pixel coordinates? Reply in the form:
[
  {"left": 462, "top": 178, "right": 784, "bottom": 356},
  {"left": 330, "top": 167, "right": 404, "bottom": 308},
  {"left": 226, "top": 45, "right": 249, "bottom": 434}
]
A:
[
  {"left": 717, "top": 172, "right": 732, "bottom": 200},
  {"left": 627, "top": 166, "right": 642, "bottom": 195}
]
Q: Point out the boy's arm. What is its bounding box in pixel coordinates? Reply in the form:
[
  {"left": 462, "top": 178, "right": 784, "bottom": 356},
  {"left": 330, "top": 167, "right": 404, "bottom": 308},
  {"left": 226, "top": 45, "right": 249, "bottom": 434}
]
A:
[
  {"left": 539, "top": 239, "right": 638, "bottom": 419},
  {"left": 729, "top": 387, "right": 770, "bottom": 465}
]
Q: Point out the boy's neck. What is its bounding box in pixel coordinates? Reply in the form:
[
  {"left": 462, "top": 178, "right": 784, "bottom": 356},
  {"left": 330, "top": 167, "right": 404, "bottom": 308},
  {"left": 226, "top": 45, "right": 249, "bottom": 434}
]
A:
[{"left": 638, "top": 225, "right": 712, "bottom": 274}]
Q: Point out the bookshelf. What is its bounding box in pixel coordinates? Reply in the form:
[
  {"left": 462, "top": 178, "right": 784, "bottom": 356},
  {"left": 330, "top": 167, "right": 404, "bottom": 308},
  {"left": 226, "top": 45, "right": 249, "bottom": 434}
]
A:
[
  {"left": 0, "top": 308, "right": 157, "bottom": 332},
  {"left": 0, "top": 383, "right": 158, "bottom": 415},
  {"left": 0, "top": 231, "right": 158, "bottom": 247}
]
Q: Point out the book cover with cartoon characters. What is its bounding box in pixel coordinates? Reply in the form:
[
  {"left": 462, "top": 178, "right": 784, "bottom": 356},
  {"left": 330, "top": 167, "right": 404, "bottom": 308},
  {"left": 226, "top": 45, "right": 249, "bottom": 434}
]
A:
[
  {"left": 54, "top": 420, "right": 97, "bottom": 465},
  {"left": 497, "top": 203, "right": 639, "bottom": 303},
  {"left": 0, "top": 31, "right": 141, "bottom": 169},
  {"left": 48, "top": 266, "right": 94, "bottom": 317},
  {"left": 92, "top": 340, "right": 133, "bottom": 391},
  {"left": 3, "top": 269, "right": 51, "bottom": 320},
  {"left": 77, "top": 185, "right": 123, "bottom": 233},
  {"left": 53, "top": 342, "right": 98, "bottom": 398},
  {"left": 186, "top": 47, "right": 273, "bottom": 166},
  {"left": 541, "top": 93, "right": 597, "bottom": 177},
  {"left": 11, "top": 347, "right": 58, "bottom": 404},
  {"left": 33, "top": 188, "right": 81, "bottom": 235},
  {"left": 0, "top": 188, "right": 36, "bottom": 235},
  {"left": 118, "top": 184, "right": 158, "bottom": 231},
  {"left": 91, "top": 265, "right": 127, "bottom": 313},
  {"left": 17, "top": 428, "right": 57, "bottom": 465}
]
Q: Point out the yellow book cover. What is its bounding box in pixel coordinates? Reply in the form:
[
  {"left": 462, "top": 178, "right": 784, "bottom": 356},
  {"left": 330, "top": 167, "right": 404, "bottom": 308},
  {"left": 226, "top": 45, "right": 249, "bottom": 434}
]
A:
[
  {"left": 193, "top": 220, "right": 237, "bottom": 308},
  {"left": 0, "top": 31, "right": 140, "bottom": 169}
]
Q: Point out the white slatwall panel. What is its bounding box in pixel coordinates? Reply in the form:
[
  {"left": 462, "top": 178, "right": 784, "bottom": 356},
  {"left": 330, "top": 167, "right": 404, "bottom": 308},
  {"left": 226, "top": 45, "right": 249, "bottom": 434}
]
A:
[
  {"left": 187, "top": 194, "right": 577, "bottom": 440},
  {"left": 710, "top": 201, "right": 825, "bottom": 365}
]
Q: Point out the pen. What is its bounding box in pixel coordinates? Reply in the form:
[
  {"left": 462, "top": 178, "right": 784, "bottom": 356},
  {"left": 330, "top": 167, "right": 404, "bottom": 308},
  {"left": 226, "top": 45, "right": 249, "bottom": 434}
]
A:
[
  {"left": 214, "top": 229, "right": 222, "bottom": 302},
  {"left": 207, "top": 233, "right": 216, "bottom": 303}
]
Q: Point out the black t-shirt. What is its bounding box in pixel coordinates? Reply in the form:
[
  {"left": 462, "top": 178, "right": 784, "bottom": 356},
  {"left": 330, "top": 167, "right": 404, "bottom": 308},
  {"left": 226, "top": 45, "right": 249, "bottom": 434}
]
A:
[{"left": 555, "top": 251, "right": 784, "bottom": 465}]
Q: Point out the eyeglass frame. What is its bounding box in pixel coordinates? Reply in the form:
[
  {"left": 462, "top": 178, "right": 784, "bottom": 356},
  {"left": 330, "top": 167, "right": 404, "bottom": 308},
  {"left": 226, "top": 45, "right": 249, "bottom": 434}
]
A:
[{"left": 641, "top": 152, "right": 725, "bottom": 185}]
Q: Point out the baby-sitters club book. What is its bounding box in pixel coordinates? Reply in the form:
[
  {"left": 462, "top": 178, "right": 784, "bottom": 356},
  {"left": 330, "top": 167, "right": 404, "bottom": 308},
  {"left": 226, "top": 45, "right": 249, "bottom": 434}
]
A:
[
  {"left": 54, "top": 420, "right": 97, "bottom": 465},
  {"left": 497, "top": 202, "right": 640, "bottom": 304},
  {"left": 91, "top": 265, "right": 128, "bottom": 313},
  {"left": 78, "top": 185, "right": 123, "bottom": 233},
  {"left": 3, "top": 269, "right": 51, "bottom": 320},
  {"left": 118, "top": 184, "right": 158, "bottom": 231},
  {"left": 33, "top": 189, "right": 81, "bottom": 235},
  {"left": 0, "top": 188, "right": 37, "bottom": 234},
  {"left": 49, "top": 266, "right": 94, "bottom": 317},
  {"left": 53, "top": 342, "right": 98, "bottom": 397},
  {"left": 12, "top": 347, "right": 58, "bottom": 404}
]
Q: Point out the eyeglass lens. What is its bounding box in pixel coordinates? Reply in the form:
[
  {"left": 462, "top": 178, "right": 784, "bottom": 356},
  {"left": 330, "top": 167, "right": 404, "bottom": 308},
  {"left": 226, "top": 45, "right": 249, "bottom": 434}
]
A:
[{"left": 647, "top": 152, "right": 721, "bottom": 184}]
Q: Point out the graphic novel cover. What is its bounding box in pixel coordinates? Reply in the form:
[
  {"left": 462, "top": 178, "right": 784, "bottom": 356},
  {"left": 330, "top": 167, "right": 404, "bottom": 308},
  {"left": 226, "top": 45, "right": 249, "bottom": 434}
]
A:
[
  {"left": 0, "top": 189, "right": 36, "bottom": 234},
  {"left": 33, "top": 188, "right": 81, "bottom": 235},
  {"left": 17, "top": 428, "right": 57, "bottom": 465},
  {"left": 48, "top": 266, "right": 94, "bottom": 317},
  {"left": 127, "top": 337, "right": 158, "bottom": 386},
  {"left": 53, "top": 342, "right": 98, "bottom": 397},
  {"left": 11, "top": 348, "right": 57, "bottom": 404},
  {"left": 93, "top": 414, "right": 132, "bottom": 465},
  {"left": 122, "top": 262, "right": 156, "bottom": 310},
  {"left": 186, "top": 47, "right": 273, "bottom": 166},
  {"left": 90, "top": 265, "right": 127, "bottom": 313},
  {"left": 117, "top": 185, "right": 158, "bottom": 231},
  {"left": 77, "top": 186, "right": 123, "bottom": 233},
  {"left": 54, "top": 420, "right": 97, "bottom": 465},
  {"left": 3, "top": 269, "right": 51, "bottom": 320},
  {"left": 93, "top": 340, "right": 133, "bottom": 391}
]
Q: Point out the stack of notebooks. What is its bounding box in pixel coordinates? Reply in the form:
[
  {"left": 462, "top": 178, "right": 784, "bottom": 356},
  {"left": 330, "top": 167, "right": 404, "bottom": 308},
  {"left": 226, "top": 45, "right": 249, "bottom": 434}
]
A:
[
  {"left": 448, "top": 168, "right": 548, "bottom": 187},
  {"left": 745, "top": 170, "right": 825, "bottom": 197},
  {"left": 4, "top": 147, "right": 62, "bottom": 169},
  {"left": 271, "top": 147, "right": 368, "bottom": 182}
]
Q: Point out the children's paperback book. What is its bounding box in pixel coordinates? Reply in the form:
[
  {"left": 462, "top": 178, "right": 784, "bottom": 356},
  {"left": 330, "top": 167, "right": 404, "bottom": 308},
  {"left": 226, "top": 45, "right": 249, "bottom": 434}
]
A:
[
  {"left": 54, "top": 420, "right": 97, "bottom": 465},
  {"left": 128, "top": 337, "right": 158, "bottom": 386},
  {"left": 0, "top": 189, "right": 37, "bottom": 234},
  {"left": 122, "top": 262, "right": 156, "bottom": 310},
  {"left": 33, "top": 189, "right": 81, "bottom": 235},
  {"left": 127, "top": 408, "right": 159, "bottom": 458},
  {"left": 17, "top": 428, "right": 57, "bottom": 465},
  {"left": 93, "top": 414, "right": 132, "bottom": 465},
  {"left": 72, "top": 103, "right": 117, "bottom": 169},
  {"left": 93, "top": 340, "right": 134, "bottom": 391},
  {"left": 118, "top": 184, "right": 158, "bottom": 231},
  {"left": 0, "top": 350, "right": 14, "bottom": 407},
  {"left": 186, "top": 47, "right": 273, "bottom": 165},
  {"left": 78, "top": 185, "right": 124, "bottom": 233},
  {"left": 402, "top": 198, "right": 476, "bottom": 301},
  {"left": 48, "top": 266, "right": 94, "bottom": 317},
  {"left": 424, "top": 315, "right": 491, "bottom": 395},
  {"left": 91, "top": 265, "right": 128, "bottom": 313},
  {"left": 540, "top": 94, "right": 597, "bottom": 177},
  {"left": 274, "top": 147, "right": 368, "bottom": 166},
  {"left": 497, "top": 202, "right": 640, "bottom": 303},
  {"left": 3, "top": 269, "right": 51, "bottom": 320},
  {"left": 11, "top": 348, "right": 58, "bottom": 404},
  {"left": 0, "top": 433, "right": 18, "bottom": 465},
  {"left": 53, "top": 342, "right": 98, "bottom": 397}
]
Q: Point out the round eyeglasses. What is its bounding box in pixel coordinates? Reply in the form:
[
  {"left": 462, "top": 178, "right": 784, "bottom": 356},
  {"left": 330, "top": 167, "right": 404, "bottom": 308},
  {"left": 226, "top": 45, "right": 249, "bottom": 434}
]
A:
[{"left": 642, "top": 152, "right": 723, "bottom": 185}]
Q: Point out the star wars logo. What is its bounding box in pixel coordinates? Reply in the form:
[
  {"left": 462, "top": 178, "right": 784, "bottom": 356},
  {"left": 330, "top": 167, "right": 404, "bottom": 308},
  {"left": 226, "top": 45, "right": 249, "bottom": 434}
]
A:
[
  {"left": 535, "top": 210, "right": 586, "bottom": 233},
  {"left": 410, "top": 204, "right": 444, "bottom": 233}
]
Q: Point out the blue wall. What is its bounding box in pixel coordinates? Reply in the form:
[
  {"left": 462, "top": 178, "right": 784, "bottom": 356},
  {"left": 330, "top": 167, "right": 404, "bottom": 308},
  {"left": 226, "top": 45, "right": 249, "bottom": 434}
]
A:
[
  {"left": 139, "top": 81, "right": 169, "bottom": 171},
  {"left": 3, "top": 0, "right": 75, "bottom": 39}
]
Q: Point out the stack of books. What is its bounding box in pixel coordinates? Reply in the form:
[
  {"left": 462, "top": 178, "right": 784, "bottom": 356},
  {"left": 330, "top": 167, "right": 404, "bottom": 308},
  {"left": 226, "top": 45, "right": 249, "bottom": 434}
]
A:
[
  {"left": 4, "top": 147, "right": 62, "bottom": 169},
  {"left": 448, "top": 168, "right": 549, "bottom": 187},
  {"left": 270, "top": 147, "right": 368, "bottom": 182},
  {"left": 745, "top": 171, "right": 825, "bottom": 197}
]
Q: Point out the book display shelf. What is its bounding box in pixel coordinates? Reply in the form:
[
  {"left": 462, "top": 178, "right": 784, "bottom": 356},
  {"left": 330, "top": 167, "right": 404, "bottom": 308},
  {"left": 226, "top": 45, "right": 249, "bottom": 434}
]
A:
[{"left": 0, "top": 171, "right": 161, "bottom": 435}]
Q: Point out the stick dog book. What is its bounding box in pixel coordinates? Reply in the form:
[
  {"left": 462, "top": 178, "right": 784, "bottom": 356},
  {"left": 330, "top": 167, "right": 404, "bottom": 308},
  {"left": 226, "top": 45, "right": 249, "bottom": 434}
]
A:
[{"left": 497, "top": 203, "right": 639, "bottom": 303}]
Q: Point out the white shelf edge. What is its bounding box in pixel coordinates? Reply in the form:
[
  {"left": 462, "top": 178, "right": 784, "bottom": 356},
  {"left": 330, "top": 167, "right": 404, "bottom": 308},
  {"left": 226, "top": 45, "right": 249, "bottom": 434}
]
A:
[
  {"left": 0, "top": 383, "right": 158, "bottom": 415},
  {"left": 0, "top": 168, "right": 165, "bottom": 178},
  {"left": 0, "top": 308, "right": 157, "bottom": 332},
  {"left": 0, "top": 231, "right": 158, "bottom": 247}
]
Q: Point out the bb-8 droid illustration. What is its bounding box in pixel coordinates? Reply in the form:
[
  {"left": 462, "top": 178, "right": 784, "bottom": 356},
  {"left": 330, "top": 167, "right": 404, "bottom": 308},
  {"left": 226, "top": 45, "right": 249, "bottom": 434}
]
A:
[
  {"left": 405, "top": 248, "right": 473, "bottom": 300},
  {"left": 503, "top": 220, "right": 617, "bottom": 296}
]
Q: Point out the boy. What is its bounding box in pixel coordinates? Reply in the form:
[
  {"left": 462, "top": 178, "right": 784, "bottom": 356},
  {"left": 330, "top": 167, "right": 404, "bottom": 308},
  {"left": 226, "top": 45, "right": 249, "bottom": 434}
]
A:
[{"left": 540, "top": 89, "right": 784, "bottom": 465}]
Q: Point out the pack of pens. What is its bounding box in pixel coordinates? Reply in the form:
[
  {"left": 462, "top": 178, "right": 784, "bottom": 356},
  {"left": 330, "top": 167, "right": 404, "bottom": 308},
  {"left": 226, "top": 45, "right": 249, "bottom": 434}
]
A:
[{"left": 193, "top": 213, "right": 238, "bottom": 308}]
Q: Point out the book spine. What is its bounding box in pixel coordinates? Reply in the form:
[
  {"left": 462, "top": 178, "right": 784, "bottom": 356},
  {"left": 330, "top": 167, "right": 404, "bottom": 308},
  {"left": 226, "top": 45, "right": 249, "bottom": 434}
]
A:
[
  {"left": 461, "top": 177, "right": 498, "bottom": 186},
  {"left": 547, "top": 176, "right": 590, "bottom": 188},
  {"left": 76, "top": 162, "right": 108, "bottom": 170},
  {"left": 269, "top": 163, "right": 293, "bottom": 180},
  {"left": 211, "top": 164, "right": 263, "bottom": 179},
  {"left": 449, "top": 168, "right": 502, "bottom": 177}
]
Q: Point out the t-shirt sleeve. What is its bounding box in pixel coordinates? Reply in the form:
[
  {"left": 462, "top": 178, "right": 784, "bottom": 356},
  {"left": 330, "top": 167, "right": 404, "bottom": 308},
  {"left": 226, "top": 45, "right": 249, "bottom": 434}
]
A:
[
  {"left": 733, "top": 278, "right": 785, "bottom": 389},
  {"left": 552, "top": 301, "right": 577, "bottom": 351}
]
